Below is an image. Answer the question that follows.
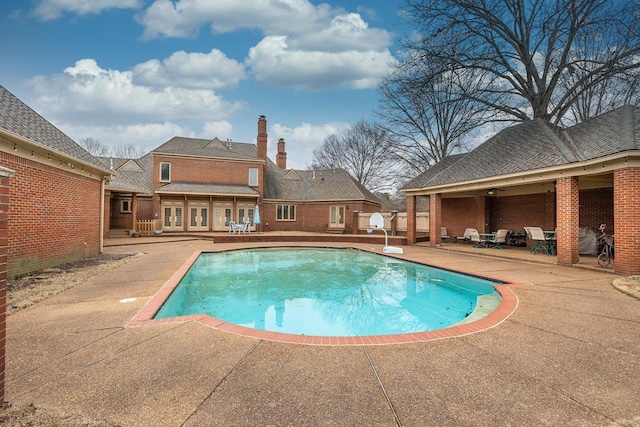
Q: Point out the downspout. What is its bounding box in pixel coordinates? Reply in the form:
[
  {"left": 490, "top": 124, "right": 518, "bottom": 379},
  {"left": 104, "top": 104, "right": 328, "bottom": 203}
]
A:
[{"left": 99, "top": 176, "right": 105, "bottom": 254}]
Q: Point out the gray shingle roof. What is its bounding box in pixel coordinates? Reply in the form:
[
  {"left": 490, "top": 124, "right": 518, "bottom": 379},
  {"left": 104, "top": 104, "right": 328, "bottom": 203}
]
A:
[
  {"left": 102, "top": 154, "right": 154, "bottom": 194},
  {"left": 156, "top": 182, "right": 259, "bottom": 196},
  {"left": 264, "top": 162, "right": 380, "bottom": 203},
  {"left": 402, "top": 106, "right": 640, "bottom": 191},
  {"left": 0, "top": 85, "right": 109, "bottom": 171},
  {"left": 152, "top": 136, "right": 258, "bottom": 161}
]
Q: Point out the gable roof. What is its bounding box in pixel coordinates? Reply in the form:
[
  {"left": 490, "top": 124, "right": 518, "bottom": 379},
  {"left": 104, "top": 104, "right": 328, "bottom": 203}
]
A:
[
  {"left": 152, "top": 136, "right": 260, "bottom": 161},
  {"left": 101, "top": 154, "right": 154, "bottom": 194},
  {"left": 265, "top": 162, "right": 380, "bottom": 203},
  {"left": 402, "top": 105, "right": 640, "bottom": 192},
  {"left": 0, "top": 85, "right": 109, "bottom": 172}
]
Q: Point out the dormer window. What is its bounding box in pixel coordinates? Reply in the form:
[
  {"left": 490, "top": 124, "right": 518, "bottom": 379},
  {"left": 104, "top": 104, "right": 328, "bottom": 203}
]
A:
[{"left": 160, "top": 162, "right": 171, "bottom": 182}]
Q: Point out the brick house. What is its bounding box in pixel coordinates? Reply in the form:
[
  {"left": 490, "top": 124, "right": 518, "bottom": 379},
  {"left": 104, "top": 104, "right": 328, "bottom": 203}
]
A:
[
  {"left": 402, "top": 105, "right": 640, "bottom": 276},
  {"left": 0, "top": 85, "right": 112, "bottom": 277},
  {"left": 106, "top": 115, "right": 381, "bottom": 234}
]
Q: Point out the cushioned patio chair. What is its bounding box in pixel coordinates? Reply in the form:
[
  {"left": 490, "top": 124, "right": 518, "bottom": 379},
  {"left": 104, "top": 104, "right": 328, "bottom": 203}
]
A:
[
  {"left": 469, "top": 229, "right": 484, "bottom": 248},
  {"left": 455, "top": 228, "right": 476, "bottom": 244},
  {"left": 525, "top": 226, "right": 549, "bottom": 254},
  {"left": 486, "top": 229, "right": 509, "bottom": 249},
  {"left": 441, "top": 227, "right": 451, "bottom": 242}
]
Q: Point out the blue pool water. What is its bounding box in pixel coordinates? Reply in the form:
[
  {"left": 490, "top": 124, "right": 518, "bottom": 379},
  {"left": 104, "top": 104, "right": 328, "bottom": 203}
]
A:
[{"left": 155, "top": 248, "right": 500, "bottom": 336}]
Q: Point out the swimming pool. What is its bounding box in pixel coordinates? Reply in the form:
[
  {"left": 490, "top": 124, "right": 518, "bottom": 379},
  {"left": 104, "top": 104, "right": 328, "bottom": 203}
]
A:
[{"left": 154, "top": 248, "right": 501, "bottom": 337}]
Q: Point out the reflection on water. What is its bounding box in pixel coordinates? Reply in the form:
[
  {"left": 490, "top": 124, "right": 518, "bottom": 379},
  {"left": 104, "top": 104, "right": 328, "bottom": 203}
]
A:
[{"left": 155, "top": 248, "right": 499, "bottom": 336}]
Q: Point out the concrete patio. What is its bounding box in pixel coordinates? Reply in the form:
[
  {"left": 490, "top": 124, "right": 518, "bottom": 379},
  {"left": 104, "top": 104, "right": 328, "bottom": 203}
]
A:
[{"left": 6, "top": 238, "right": 639, "bottom": 426}]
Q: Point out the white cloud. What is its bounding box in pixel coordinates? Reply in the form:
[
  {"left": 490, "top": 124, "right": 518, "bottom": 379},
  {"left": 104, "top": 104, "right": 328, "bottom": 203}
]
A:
[
  {"left": 55, "top": 121, "right": 195, "bottom": 154},
  {"left": 269, "top": 121, "right": 349, "bottom": 169},
  {"left": 28, "top": 58, "right": 245, "bottom": 126},
  {"left": 247, "top": 35, "right": 396, "bottom": 90},
  {"left": 33, "top": 0, "right": 141, "bottom": 20},
  {"left": 136, "top": 0, "right": 333, "bottom": 40},
  {"left": 202, "top": 121, "right": 234, "bottom": 139},
  {"left": 132, "top": 49, "right": 246, "bottom": 89}
]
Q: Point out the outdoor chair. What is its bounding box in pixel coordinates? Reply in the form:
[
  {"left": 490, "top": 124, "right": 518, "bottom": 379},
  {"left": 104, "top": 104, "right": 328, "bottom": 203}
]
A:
[
  {"left": 525, "top": 226, "right": 549, "bottom": 254},
  {"left": 228, "top": 221, "right": 246, "bottom": 234},
  {"left": 441, "top": 227, "right": 451, "bottom": 242},
  {"left": 469, "top": 229, "right": 484, "bottom": 248},
  {"left": 455, "top": 228, "right": 476, "bottom": 244},
  {"left": 486, "top": 229, "right": 509, "bottom": 249}
]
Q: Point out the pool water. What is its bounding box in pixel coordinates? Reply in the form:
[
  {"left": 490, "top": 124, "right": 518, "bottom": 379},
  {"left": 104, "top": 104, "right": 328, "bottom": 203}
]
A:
[{"left": 154, "top": 248, "right": 500, "bottom": 336}]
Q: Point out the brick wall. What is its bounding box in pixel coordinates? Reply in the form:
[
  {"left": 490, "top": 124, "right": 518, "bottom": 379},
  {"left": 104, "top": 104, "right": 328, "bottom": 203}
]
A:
[
  {"left": 261, "top": 200, "right": 379, "bottom": 233},
  {"left": 2, "top": 152, "right": 102, "bottom": 277},
  {"left": 579, "top": 188, "right": 614, "bottom": 232}
]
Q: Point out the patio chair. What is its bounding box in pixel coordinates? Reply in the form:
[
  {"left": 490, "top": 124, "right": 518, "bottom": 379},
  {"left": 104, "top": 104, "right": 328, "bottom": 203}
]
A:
[
  {"left": 486, "top": 229, "right": 509, "bottom": 249},
  {"left": 441, "top": 227, "right": 451, "bottom": 242},
  {"left": 228, "top": 221, "right": 246, "bottom": 234},
  {"left": 469, "top": 229, "right": 484, "bottom": 248},
  {"left": 455, "top": 228, "right": 476, "bottom": 244},
  {"left": 525, "top": 226, "right": 549, "bottom": 254}
]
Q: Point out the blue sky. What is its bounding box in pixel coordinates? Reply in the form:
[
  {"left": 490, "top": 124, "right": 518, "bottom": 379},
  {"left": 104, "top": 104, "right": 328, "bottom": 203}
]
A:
[{"left": 0, "top": 0, "right": 403, "bottom": 169}]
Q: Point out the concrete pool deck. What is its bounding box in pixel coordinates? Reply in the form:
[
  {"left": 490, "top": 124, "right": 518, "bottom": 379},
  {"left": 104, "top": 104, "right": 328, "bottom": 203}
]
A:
[{"left": 6, "top": 239, "right": 640, "bottom": 426}]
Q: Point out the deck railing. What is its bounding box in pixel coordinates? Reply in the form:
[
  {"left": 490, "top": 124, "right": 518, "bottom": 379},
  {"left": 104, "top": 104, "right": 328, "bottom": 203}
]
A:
[
  {"left": 136, "top": 219, "right": 161, "bottom": 235},
  {"left": 357, "top": 212, "right": 429, "bottom": 234}
]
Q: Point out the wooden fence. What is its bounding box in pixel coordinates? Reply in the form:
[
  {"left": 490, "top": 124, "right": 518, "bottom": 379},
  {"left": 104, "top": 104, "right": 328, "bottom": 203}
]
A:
[
  {"left": 136, "top": 219, "right": 161, "bottom": 235},
  {"left": 357, "top": 212, "right": 429, "bottom": 234}
]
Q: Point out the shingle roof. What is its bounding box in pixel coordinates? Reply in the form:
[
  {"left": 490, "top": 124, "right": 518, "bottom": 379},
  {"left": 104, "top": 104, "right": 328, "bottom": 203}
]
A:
[
  {"left": 0, "top": 85, "right": 109, "bottom": 171},
  {"left": 264, "top": 162, "right": 380, "bottom": 203},
  {"left": 156, "top": 182, "right": 259, "bottom": 196},
  {"left": 402, "top": 106, "right": 640, "bottom": 191},
  {"left": 102, "top": 154, "right": 154, "bottom": 194},
  {"left": 152, "top": 136, "right": 258, "bottom": 161}
]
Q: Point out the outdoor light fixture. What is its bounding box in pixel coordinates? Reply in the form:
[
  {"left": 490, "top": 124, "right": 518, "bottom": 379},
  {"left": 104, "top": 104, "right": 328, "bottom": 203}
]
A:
[{"left": 487, "top": 189, "right": 495, "bottom": 195}]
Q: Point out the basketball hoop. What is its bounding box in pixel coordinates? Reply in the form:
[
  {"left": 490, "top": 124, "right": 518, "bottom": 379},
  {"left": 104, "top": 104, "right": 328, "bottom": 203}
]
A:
[{"left": 365, "top": 226, "right": 375, "bottom": 235}]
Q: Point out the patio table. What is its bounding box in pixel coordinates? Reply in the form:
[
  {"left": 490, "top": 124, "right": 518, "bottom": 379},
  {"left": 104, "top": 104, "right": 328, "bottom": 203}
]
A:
[{"left": 478, "top": 233, "right": 496, "bottom": 248}]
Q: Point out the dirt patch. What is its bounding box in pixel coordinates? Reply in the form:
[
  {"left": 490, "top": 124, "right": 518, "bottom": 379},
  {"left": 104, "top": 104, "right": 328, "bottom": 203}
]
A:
[
  {"left": 612, "top": 275, "right": 640, "bottom": 300},
  {"left": 7, "top": 253, "right": 141, "bottom": 315},
  {"left": 0, "top": 403, "right": 119, "bottom": 426}
]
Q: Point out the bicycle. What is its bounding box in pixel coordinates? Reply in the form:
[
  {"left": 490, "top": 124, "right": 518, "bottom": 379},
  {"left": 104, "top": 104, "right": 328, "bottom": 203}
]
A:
[{"left": 597, "top": 224, "right": 614, "bottom": 267}]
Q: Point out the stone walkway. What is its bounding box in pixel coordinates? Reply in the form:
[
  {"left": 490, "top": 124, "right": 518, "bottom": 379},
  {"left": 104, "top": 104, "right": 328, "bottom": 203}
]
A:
[{"left": 6, "top": 239, "right": 639, "bottom": 426}]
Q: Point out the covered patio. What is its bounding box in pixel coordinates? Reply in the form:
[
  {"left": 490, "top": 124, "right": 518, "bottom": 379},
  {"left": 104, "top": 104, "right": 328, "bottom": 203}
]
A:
[{"left": 403, "top": 106, "right": 640, "bottom": 276}]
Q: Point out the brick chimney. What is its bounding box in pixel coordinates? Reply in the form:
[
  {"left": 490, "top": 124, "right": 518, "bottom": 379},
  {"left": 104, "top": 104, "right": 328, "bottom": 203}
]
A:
[
  {"left": 276, "top": 138, "right": 287, "bottom": 169},
  {"left": 257, "top": 115, "right": 267, "bottom": 161}
]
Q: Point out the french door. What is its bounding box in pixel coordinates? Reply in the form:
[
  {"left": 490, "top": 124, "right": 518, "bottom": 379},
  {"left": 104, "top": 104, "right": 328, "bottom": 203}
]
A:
[
  {"left": 162, "top": 202, "right": 184, "bottom": 231},
  {"left": 329, "top": 205, "right": 345, "bottom": 229},
  {"left": 188, "top": 202, "right": 209, "bottom": 231},
  {"left": 213, "top": 202, "right": 233, "bottom": 231}
]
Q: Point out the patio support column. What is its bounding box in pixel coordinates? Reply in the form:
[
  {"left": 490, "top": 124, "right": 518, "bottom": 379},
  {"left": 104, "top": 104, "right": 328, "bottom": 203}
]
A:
[
  {"left": 429, "top": 192, "right": 442, "bottom": 247},
  {"left": 0, "top": 167, "right": 15, "bottom": 403},
  {"left": 131, "top": 193, "right": 138, "bottom": 233},
  {"left": 614, "top": 167, "right": 640, "bottom": 275},
  {"left": 556, "top": 176, "right": 580, "bottom": 266},
  {"left": 406, "top": 194, "right": 417, "bottom": 245}
]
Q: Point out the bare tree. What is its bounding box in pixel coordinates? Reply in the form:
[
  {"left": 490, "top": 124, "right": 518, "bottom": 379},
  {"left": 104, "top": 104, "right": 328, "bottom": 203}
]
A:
[
  {"left": 401, "top": 0, "right": 640, "bottom": 124},
  {"left": 78, "top": 137, "right": 109, "bottom": 157},
  {"left": 309, "top": 120, "right": 399, "bottom": 192},
  {"left": 378, "top": 56, "right": 490, "bottom": 178},
  {"left": 112, "top": 143, "right": 145, "bottom": 159}
]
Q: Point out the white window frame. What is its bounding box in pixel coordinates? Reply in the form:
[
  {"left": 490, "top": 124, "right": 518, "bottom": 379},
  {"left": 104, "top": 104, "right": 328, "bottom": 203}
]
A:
[
  {"left": 120, "top": 199, "right": 132, "bottom": 213},
  {"left": 248, "top": 168, "right": 258, "bottom": 186},
  {"left": 276, "top": 204, "right": 296, "bottom": 221},
  {"left": 160, "top": 162, "right": 171, "bottom": 182}
]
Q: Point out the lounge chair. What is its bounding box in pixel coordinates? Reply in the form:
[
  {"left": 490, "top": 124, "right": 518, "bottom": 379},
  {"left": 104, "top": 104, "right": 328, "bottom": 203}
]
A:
[
  {"left": 455, "top": 228, "right": 476, "bottom": 244},
  {"left": 525, "top": 226, "right": 549, "bottom": 254},
  {"left": 486, "top": 229, "right": 509, "bottom": 249},
  {"left": 441, "top": 227, "right": 451, "bottom": 242}
]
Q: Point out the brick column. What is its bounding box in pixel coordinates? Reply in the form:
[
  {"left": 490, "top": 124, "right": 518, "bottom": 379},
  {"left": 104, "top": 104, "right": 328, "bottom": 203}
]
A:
[
  {"left": 614, "top": 168, "right": 640, "bottom": 276},
  {"left": 556, "top": 176, "right": 580, "bottom": 266},
  {"left": 131, "top": 193, "right": 138, "bottom": 232},
  {"left": 351, "top": 210, "right": 359, "bottom": 234},
  {"left": 0, "top": 167, "right": 15, "bottom": 403},
  {"left": 390, "top": 210, "right": 398, "bottom": 236},
  {"left": 406, "top": 195, "right": 417, "bottom": 245},
  {"left": 429, "top": 193, "right": 442, "bottom": 247}
]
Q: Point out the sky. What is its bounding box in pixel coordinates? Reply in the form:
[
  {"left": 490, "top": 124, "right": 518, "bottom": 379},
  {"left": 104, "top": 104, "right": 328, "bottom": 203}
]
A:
[{"left": 0, "top": 0, "right": 404, "bottom": 169}]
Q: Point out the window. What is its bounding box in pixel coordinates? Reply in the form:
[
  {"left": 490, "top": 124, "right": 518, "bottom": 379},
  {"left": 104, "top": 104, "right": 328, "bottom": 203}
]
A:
[
  {"left": 276, "top": 204, "right": 296, "bottom": 221},
  {"left": 160, "top": 162, "right": 171, "bottom": 182},
  {"left": 249, "top": 168, "right": 258, "bottom": 186},
  {"left": 121, "top": 200, "right": 131, "bottom": 213}
]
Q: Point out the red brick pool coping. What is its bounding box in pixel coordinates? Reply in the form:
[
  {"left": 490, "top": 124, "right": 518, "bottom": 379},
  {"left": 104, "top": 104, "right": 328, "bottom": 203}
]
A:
[{"left": 128, "top": 248, "right": 522, "bottom": 345}]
